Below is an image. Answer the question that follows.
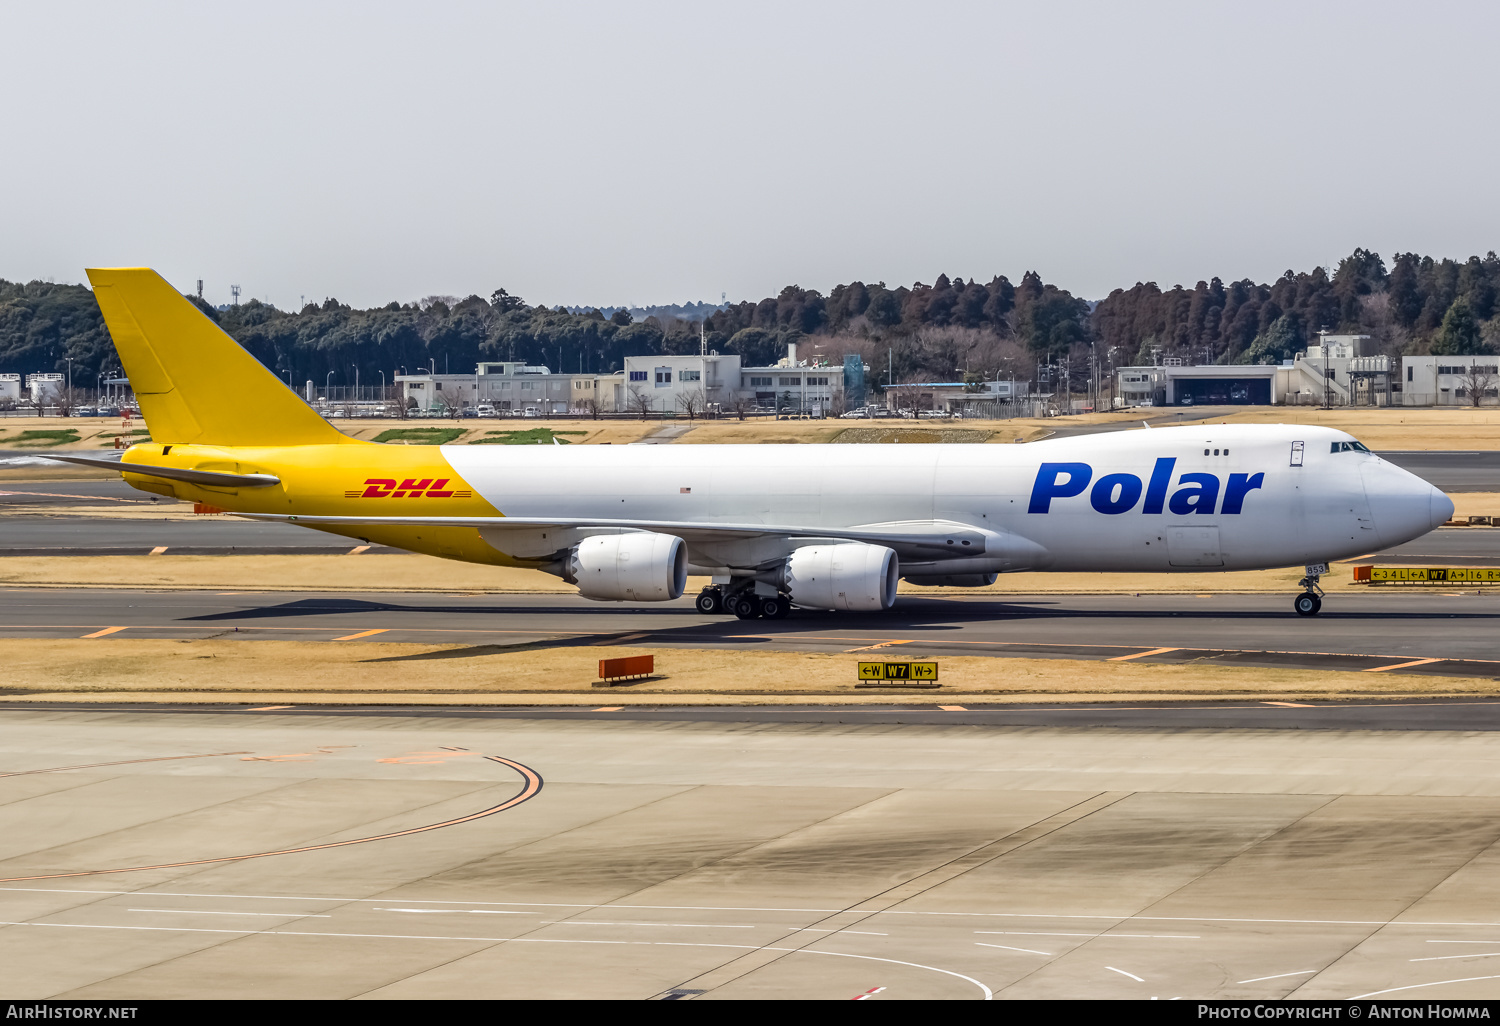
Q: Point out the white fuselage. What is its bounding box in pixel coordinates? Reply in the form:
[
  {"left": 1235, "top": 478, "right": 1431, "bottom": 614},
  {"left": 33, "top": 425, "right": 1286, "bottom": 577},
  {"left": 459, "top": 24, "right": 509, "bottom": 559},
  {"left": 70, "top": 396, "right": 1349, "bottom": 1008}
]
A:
[{"left": 441, "top": 424, "right": 1451, "bottom": 577}]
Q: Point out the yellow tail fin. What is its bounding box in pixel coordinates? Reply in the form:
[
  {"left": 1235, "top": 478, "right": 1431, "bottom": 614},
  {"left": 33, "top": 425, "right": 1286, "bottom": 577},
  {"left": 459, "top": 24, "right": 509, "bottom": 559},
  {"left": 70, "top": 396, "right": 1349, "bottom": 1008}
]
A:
[{"left": 86, "top": 267, "right": 355, "bottom": 447}]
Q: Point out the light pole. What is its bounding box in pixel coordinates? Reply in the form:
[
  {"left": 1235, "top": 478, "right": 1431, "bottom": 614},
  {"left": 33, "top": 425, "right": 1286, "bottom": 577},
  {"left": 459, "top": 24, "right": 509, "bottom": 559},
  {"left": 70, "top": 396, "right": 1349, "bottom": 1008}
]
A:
[
  {"left": 352, "top": 364, "right": 359, "bottom": 403},
  {"left": 1319, "top": 329, "right": 1331, "bottom": 409},
  {"left": 326, "top": 370, "right": 334, "bottom": 400}
]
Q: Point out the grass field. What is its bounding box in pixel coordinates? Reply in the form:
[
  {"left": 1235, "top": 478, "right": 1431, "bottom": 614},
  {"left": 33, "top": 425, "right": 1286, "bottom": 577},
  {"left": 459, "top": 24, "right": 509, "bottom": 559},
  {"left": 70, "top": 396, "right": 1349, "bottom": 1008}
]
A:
[{"left": 0, "top": 637, "right": 1491, "bottom": 706}]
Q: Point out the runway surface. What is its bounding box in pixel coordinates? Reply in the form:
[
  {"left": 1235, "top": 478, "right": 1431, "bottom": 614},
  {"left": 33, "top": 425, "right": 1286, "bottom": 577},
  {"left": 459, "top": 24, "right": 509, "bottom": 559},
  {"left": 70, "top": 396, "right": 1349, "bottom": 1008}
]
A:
[
  {"left": 1380, "top": 450, "right": 1500, "bottom": 492},
  {"left": 8, "top": 705, "right": 1500, "bottom": 999},
  {"left": 4, "top": 587, "right": 1500, "bottom": 679}
]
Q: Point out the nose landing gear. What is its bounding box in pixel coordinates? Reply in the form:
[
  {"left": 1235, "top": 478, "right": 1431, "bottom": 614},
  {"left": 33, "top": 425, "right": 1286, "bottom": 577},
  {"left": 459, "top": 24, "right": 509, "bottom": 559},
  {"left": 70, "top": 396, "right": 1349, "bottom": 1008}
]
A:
[{"left": 1293, "top": 563, "right": 1327, "bottom": 616}]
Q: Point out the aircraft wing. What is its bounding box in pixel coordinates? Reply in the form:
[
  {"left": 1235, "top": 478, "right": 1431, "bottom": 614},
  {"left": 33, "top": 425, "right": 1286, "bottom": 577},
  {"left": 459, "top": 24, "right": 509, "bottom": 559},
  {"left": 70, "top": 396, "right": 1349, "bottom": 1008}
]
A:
[{"left": 235, "top": 512, "right": 991, "bottom": 558}]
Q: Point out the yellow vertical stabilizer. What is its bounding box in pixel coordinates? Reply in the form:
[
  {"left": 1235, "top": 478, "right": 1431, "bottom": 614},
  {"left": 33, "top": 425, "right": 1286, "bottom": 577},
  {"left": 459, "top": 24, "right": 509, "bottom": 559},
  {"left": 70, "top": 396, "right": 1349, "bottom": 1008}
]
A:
[{"left": 85, "top": 267, "right": 357, "bottom": 447}]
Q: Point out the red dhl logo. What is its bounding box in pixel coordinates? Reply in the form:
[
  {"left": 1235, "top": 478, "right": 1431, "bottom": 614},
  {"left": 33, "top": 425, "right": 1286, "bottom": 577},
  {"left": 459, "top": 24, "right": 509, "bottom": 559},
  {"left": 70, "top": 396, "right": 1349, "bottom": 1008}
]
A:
[{"left": 345, "top": 478, "right": 473, "bottom": 499}]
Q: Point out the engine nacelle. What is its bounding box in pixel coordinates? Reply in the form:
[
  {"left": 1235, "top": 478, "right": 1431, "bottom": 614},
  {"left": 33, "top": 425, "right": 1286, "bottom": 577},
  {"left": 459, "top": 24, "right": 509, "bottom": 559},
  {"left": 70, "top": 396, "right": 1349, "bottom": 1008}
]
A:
[
  {"left": 903, "top": 573, "right": 998, "bottom": 588},
  {"left": 569, "top": 532, "right": 686, "bottom": 602},
  {"left": 783, "top": 542, "right": 898, "bottom": 611}
]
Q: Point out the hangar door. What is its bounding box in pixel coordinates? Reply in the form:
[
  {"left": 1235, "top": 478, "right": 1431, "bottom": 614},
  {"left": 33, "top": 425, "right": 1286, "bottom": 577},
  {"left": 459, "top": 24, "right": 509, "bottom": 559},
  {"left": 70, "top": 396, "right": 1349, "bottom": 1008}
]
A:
[{"left": 1174, "top": 378, "right": 1271, "bottom": 405}]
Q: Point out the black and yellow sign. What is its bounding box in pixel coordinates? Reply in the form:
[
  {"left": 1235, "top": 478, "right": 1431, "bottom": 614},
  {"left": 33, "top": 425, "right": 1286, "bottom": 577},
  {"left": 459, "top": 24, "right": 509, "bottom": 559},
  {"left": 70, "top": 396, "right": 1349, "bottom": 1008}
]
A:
[
  {"left": 1366, "top": 567, "right": 1500, "bottom": 583},
  {"left": 858, "top": 661, "right": 939, "bottom": 681}
]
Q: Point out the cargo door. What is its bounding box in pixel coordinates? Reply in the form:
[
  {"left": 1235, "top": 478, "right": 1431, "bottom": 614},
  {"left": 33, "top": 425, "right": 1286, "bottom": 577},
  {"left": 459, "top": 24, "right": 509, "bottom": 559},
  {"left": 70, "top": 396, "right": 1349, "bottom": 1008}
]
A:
[{"left": 1166, "top": 525, "right": 1223, "bottom": 567}]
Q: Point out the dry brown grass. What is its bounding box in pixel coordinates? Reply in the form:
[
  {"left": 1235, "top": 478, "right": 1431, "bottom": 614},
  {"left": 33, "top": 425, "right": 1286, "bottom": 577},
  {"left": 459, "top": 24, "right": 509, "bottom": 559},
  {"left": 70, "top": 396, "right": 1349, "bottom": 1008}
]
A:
[
  {"left": 0, "top": 553, "right": 638, "bottom": 592},
  {"left": 1211, "top": 407, "right": 1500, "bottom": 450},
  {"left": 0, "top": 637, "right": 1491, "bottom": 706},
  {"left": 0, "top": 551, "right": 1351, "bottom": 594},
  {"left": 8, "top": 517, "right": 1498, "bottom": 597}
]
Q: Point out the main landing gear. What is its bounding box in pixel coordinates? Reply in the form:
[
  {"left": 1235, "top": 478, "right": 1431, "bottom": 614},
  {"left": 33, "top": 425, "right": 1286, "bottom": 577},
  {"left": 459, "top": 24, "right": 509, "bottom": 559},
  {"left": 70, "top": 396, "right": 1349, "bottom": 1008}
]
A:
[
  {"left": 696, "top": 586, "right": 790, "bottom": 620},
  {"left": 1293, "top": 563, "right": 1328, "bottom": 617}
]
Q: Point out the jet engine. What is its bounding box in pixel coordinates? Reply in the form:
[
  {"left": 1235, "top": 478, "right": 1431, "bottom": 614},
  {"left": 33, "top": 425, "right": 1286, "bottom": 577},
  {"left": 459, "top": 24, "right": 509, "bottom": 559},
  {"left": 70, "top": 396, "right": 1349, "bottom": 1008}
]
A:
[
  {"left": 569, "top": 532, "right": 687, "bottom": 602},
  {"left": 782, "top": 542, "right": 898, "bottom": 611}
]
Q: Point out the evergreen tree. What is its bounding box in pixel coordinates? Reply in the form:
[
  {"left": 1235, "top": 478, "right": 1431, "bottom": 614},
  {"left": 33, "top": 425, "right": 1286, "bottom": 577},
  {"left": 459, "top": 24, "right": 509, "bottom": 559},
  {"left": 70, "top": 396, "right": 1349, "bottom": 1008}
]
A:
[{"left": 1432, "top": 298, "right": 1488, "bottom": 355}]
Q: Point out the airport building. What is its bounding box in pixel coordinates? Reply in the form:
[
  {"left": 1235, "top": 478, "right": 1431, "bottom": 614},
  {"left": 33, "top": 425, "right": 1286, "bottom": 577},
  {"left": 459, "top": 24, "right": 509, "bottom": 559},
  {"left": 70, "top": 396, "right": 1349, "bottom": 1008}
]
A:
[
  {"left": 0, "top": 373, "right": 19, "bottom": 402},
  {"left": 1115, "top": 361, "right": 1281, "bottom": 407},
  {"left": 1400, "top": 354, "right": 1500, "bottom": 406},
  {"left": 884, "top": 378, "right": 1033, "bottom": 415},
  {"left": 397, "top": 344, "right": 859, "bottom": 416},
  {"left": 1113, "top": 334, "right": 1397, "bottom": 407}
]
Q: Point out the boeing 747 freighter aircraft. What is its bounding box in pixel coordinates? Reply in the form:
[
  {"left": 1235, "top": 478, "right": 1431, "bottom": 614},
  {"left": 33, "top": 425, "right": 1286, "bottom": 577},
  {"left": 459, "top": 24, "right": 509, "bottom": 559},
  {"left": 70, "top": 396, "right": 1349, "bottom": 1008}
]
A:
[{"left": 54, "top": 268, "right": 1454, "bottom": 619}]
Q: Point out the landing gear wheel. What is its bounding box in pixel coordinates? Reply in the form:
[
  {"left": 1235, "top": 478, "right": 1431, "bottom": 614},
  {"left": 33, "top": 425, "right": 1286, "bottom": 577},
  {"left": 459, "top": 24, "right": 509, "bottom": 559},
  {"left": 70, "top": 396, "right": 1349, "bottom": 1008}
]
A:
[
  {"left": 1293, "top": 592, "right": 1322, "bottom": 617},
  {"left": 695, "top": 589, "right": 723, "bottom": 615},
  {"left": 761, "top": 595, "right": 790, "bottom": 619},
  {"left": 732, "top": 594, "right": 761, "bottom": 619}
]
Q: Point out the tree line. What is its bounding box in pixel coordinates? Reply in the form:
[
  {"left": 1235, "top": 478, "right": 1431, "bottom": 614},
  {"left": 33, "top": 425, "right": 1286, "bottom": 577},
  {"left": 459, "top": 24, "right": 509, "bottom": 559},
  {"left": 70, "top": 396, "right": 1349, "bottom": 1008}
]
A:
[{"left": 1, "top": 247, "right": 1495, "bottom": 396}]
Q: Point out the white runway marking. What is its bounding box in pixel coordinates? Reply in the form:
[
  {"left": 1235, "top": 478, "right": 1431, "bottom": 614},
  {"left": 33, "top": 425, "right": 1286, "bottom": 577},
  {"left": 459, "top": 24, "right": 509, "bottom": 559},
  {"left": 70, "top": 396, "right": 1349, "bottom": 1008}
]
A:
[
  {"left": 128, "top": 908, "right": 330, "bottom": 918},
  {"left": 376, "top": 908, "right": 531, "bottom": 915},
  {"left": 976, "top": 942, "right": 1051, "bottom": 955},
  {"left": 975, "top": 930, "right": 1199, "bottom": 939},
  {"left": 1236, "top": 970, "right": 1318, "bottom": 984},
  {"left": 789, "top": 928, "right": 888, "bottom": 936},
  {"left": 1410, "top": 951, "right": 1500, "bottom": 962},
  {"left": 540, "top": 921, "right": 756, "bottom": 930},
  {"left": 11, "top": 887, "right": 1500, "bottom": 932},
  {"left": 1352, "top": 976, "right": 1500, "bottom": 1000},
  {"left": 0, "top": 919, "right": 993, "bottom": 999},
  {"left": 1106, "top": 966, "right": 1144, "bottom": 981},
  {"left": 1428, "top": 939, "right": 1500, "bottom": 944}
]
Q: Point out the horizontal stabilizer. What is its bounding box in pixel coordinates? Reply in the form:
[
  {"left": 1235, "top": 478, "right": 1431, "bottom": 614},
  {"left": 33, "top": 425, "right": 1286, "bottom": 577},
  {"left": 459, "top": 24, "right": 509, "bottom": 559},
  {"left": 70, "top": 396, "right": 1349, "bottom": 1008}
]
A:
[{"left": 45, "top": 454, "right": 280, "bottom": 489}]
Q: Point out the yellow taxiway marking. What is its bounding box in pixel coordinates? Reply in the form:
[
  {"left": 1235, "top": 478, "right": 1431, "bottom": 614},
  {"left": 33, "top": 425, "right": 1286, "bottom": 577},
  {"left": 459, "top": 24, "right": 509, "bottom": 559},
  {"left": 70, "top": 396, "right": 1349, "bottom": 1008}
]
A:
[
  {"left": 147, "top": 546, "right": 168, "bottom": 555},
  {"left": 246, "top": 706, "right": 294, "bottom": 712},
  {"left": 1262, "top": 701, "right": 1314, "bottom": 708},
  {"left": 593, "top": 632, "right": 649, "bottom": 646},
  {"left": 1107, "top": 647, "right": 1179, "bottom": 662},
  {"left": 594, "top": 707, "right": 623, "bottom": 712},
  {"left": 346, "top": 545, "right": 371, "bottom": 555},
  {"left": 80, "top": 626, "right": 128, "bottom": 639},
  {"left": 1364, "top": 657, "right": 1442, "bottom": 673},
  {"left": 332, "top": 629, "right": 389, "bottom": 641},
  {"left": 938, "top": 705, "right": 967, "bottom": 712},
  {"left": 844, "top": 640, "right": 913, "bottom": 653}
]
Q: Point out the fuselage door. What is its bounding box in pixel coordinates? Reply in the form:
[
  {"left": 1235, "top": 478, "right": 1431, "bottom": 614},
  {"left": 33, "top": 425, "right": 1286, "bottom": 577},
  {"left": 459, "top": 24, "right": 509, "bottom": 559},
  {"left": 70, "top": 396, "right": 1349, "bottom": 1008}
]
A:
[
  {"left": 1290, "top": 441, "right": 1305, "bottom": 467},
  {"left": 1166, "top": 525, "right": 1223, "bottom": 567}
]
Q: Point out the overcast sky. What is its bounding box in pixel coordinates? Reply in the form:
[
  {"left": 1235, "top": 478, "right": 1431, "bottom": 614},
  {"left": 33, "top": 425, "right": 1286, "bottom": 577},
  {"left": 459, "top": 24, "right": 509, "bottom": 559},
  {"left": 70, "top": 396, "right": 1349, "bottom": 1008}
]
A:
[{"left": 4, "top": 1, "right": 1497, "bottom": 309}]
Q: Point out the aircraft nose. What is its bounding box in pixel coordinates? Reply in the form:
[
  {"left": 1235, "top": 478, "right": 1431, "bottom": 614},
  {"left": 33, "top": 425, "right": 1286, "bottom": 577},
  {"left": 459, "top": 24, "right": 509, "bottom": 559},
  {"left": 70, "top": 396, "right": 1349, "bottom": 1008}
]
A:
[
  {"left": 1431, "top": 486, "right": 1455, "bottom": 530},
  {"left": 1362, "top": 460, "right": 1450, "bottom": 548}
]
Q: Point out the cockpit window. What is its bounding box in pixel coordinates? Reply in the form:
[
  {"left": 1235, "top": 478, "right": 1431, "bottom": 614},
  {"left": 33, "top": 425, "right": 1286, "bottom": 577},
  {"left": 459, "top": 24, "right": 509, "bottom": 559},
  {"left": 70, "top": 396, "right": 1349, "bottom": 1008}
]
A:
[{"left": 1331, "top": 441, "right": 1371, "bottom": 453}]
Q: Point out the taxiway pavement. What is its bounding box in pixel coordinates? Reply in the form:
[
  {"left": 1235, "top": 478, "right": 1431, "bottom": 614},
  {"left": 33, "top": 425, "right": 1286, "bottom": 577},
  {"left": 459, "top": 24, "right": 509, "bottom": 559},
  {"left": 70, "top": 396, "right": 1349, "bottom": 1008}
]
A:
[
  {"left": 5, "top": 705, "right": 1500, "bottom": 999},
  {"left": 3, "top": 587, "right": 1500, "bottom": 678}
]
